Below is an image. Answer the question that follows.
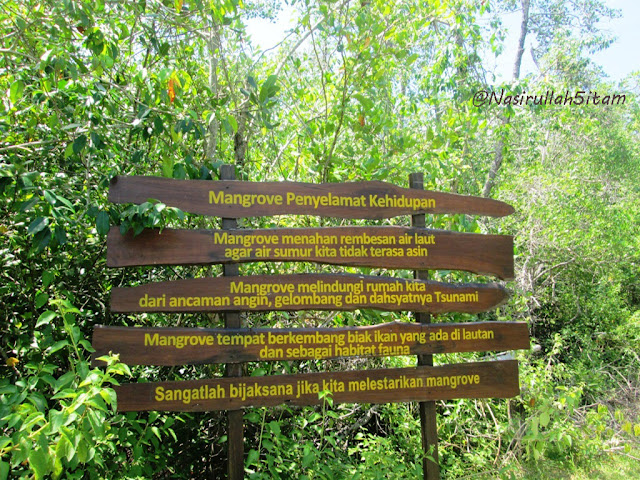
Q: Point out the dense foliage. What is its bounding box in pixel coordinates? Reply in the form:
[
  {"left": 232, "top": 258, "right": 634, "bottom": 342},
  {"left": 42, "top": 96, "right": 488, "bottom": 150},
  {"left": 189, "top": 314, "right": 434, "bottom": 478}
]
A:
[{"left": 1, "top": 0, "right": 639, "bottom": 478}]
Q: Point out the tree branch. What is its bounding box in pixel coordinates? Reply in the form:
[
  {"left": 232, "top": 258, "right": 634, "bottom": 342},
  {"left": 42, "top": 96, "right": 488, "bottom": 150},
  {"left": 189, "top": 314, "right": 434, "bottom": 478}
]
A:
[{"left": 0, "top": 48, "right": 38, "bottom": 61}]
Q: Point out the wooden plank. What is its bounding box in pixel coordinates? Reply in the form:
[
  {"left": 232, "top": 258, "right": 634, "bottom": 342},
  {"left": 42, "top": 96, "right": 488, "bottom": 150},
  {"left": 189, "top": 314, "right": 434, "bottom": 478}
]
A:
[
  {"left": 114, "top": 360, "right": 519, "bottom": 412},
  {"left": 91, "top": 321, "right": 530, "bottom": 366},
  {"left": 110, "top": 274, "right": 509, "bottom": 314},
  {"left": 108, "top": 176, "right": 514, "bottom": 219},
  {"left": 107, "top": 226, "right": 514, "bottom": 280}
]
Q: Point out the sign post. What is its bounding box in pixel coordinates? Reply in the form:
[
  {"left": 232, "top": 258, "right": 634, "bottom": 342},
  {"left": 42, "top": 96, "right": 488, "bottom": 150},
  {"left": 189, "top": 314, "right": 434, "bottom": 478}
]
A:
[
  {"left": 106, "top": 226, "right": 514, "bottom": 279},
  {"left": 220, "top": 165, "right": 244, "bottom": 480},
  {"left": 96, "top": 168, "right": 528, "bottom": 478},
  {"left": 113, "top": 361, "right": 520, "bottom": 411},
  {"left": 410, "top": 172, "right": 440, "bottom": 479},
  {"left": 91, "top": 322, "right": 529, "bottom": 366}
]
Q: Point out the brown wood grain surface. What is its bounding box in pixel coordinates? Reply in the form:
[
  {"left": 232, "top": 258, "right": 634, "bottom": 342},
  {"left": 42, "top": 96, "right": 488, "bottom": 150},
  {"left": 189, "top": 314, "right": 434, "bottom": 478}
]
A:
[
  {"left": 108, "top": 176, "right": 514, "bottom": 219},
  {"left": 114, "top": 360, "right": 519, "bottom": 412},
  {"left": 410, "top": 171, "right": 440, "bottom": 480},
  {"left": 91, "top": 321, "right": 529, "bottom": 366},
  {"left": 220, "top": 165, "right": 244, "bottom": 480},
  {"left": 110, "top": 273, "right": 509, "bottom": 314},
  {"left": 107, "top": 226, "right": 514, "bottom": 280}
]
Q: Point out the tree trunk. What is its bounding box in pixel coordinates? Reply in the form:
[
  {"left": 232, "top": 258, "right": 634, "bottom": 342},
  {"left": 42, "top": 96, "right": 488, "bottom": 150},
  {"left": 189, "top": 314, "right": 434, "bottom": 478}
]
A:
[
  {"left": 234, "top": 104, "right": 248, "bottom": 176},
  {"left": 482, "top": 0, "right": 530, "bottom": 198},
  {"left": 205, "top": 28, "right": 219, "bottom": 163}
]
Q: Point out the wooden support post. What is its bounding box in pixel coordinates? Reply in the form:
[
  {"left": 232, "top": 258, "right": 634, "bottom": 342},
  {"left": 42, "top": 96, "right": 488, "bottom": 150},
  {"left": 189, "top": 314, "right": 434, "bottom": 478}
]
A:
[
  {"left": 221, "top": 165, "right": 244, "bottom": 480},
  {"left": 410, "top": 173, "right": 440, "bottom": 480}
]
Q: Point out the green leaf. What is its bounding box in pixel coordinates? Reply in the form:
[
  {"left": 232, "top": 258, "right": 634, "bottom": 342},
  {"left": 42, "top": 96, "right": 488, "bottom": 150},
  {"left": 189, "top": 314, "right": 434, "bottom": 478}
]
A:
[
  {"left": 90, "top": 132, "right": 105, "bottom": 150},
  {"left": 76, "top": 438, "right": 88, "bottom": 463},
  {"left": 259, "top": 75, "right": 279, "bottom": 103},
  {"left": 87, "top": 30, "right": 105, "bottom": 56},
  {"left": 64, "top": 143, "right": 75, "bottom": 158},
  {"left": 49, "top": 409, "right": 66, "bottom": 433},
  {"left": 222, "top": 118, "right": 233, "bottom": 135},
  {"left": 302, "top": 452, "right": 315, "bottom": 468},
  {"left": 29, "top": 448, "right": 51, "bottom": 480},
  {"left": 227, "top": 115, "right": 238, "bottom": 133},
  {"left": 36, "top": 310, "right": 56, "bottom": 328},
  {"left": 42, "top": 270, "right": 56, "bottom": 288},
  {"left": 72, "top": 135, "right": 87, "bottom": 154},
  {"left": 55, "top": 372, "right": 75, "bottom": 392},
  {"left": 0, "top": 459, "right": 9, "bottom": 480},
  {"left": 48, "top": 340, "right": 69, "bottom": 355},
  {"left": 10, "top": 80, "right": 25, "bottom": 104},
  {"left": 20, "top": 196, "right": 39, "bottom": 212},
  {"left": 102, "top": 54, "right": 114, "bottom": 68},
  {"left": 353, "top": 94, "right": 373, "bottom": 110},
  {"left": 539, "top": 411, "right": 550, "bottom": 428},
  {"left": 28, "top": 217, "right": 49, "bottom": 235},
  {"left": 54, "top": 226, "right": 67, "bottom": 245},
  {"left": 247, "top": 449, "right": 259, "bottom": 466},
  {"left": 268, "top": 421, "right": 280, "bottom": 435},
  {"left": 34, "top": 227, "right": 51, "bottom": 251},
  {"left": 99, "top": 388, "right": 117, "bottom": 406},
  {"left": 52, "top": 457, "right": 63, "bottom": 480},
  {"left": 173, "top": 164, "right": 187, "bottom": 179},
  {"left": 43, "top": 190, "right": 57, "bottom": 206},
  {"left": 0, "top": 384, "right": 18, "bottom": 395},
  {"left": 78, "top": 372, "right": 101, "bottom": 388},
  {"left": 0, "top": 438, "right": 11, "bottom": 451},
  {"left": 153, "top": 116, "right": 164, "bottom": 134},
  {"left": 96, "top": 211, "right": 109, "bottom": 235},
  {"left": 35, "top": 292, "right": 49, "bottom": 309},
  {"left": 132, "top": 150, "right": 144, "bottom": 163},
  {"left": 244, "top": 412, "right": 261, "bottom": 423},
  {"left": 159, "top": 42, "right": 170, "bottom": 56},
  {"left": 0, "top": 177, "right": 12, "bottom": 195},
  {"left": 531, "top": 418, "right": 539, "bottom": 436},
  {"left": 162, "top": 158, "right": 174, "bottom": 178}
]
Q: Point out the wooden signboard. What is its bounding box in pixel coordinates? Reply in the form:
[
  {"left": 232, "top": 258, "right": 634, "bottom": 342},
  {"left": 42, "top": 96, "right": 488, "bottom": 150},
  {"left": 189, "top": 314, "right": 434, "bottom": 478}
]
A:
[
  {"left": 105, "top": 171, "right": 520, "bottom": 480},
  {"left": 107, "top": 226, "right": 514, "bottom": 280},
  {"left": 115, "top": 360, "right": 519, "bottom": 412},
  {"left": 108, "top": 176, "right": 514, "bottom": 219},
  {"left": 110, "top": 273, "right": 509, "bottom": 314},
  {"left": 91, "top": 321, "right": 530, "bottom": 366}
]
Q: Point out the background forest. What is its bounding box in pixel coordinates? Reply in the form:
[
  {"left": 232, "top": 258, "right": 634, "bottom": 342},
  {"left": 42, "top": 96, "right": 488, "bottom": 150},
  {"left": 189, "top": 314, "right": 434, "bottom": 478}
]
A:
[{"left": 1, "top": 0, "right": 639, "bottom": 478}]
